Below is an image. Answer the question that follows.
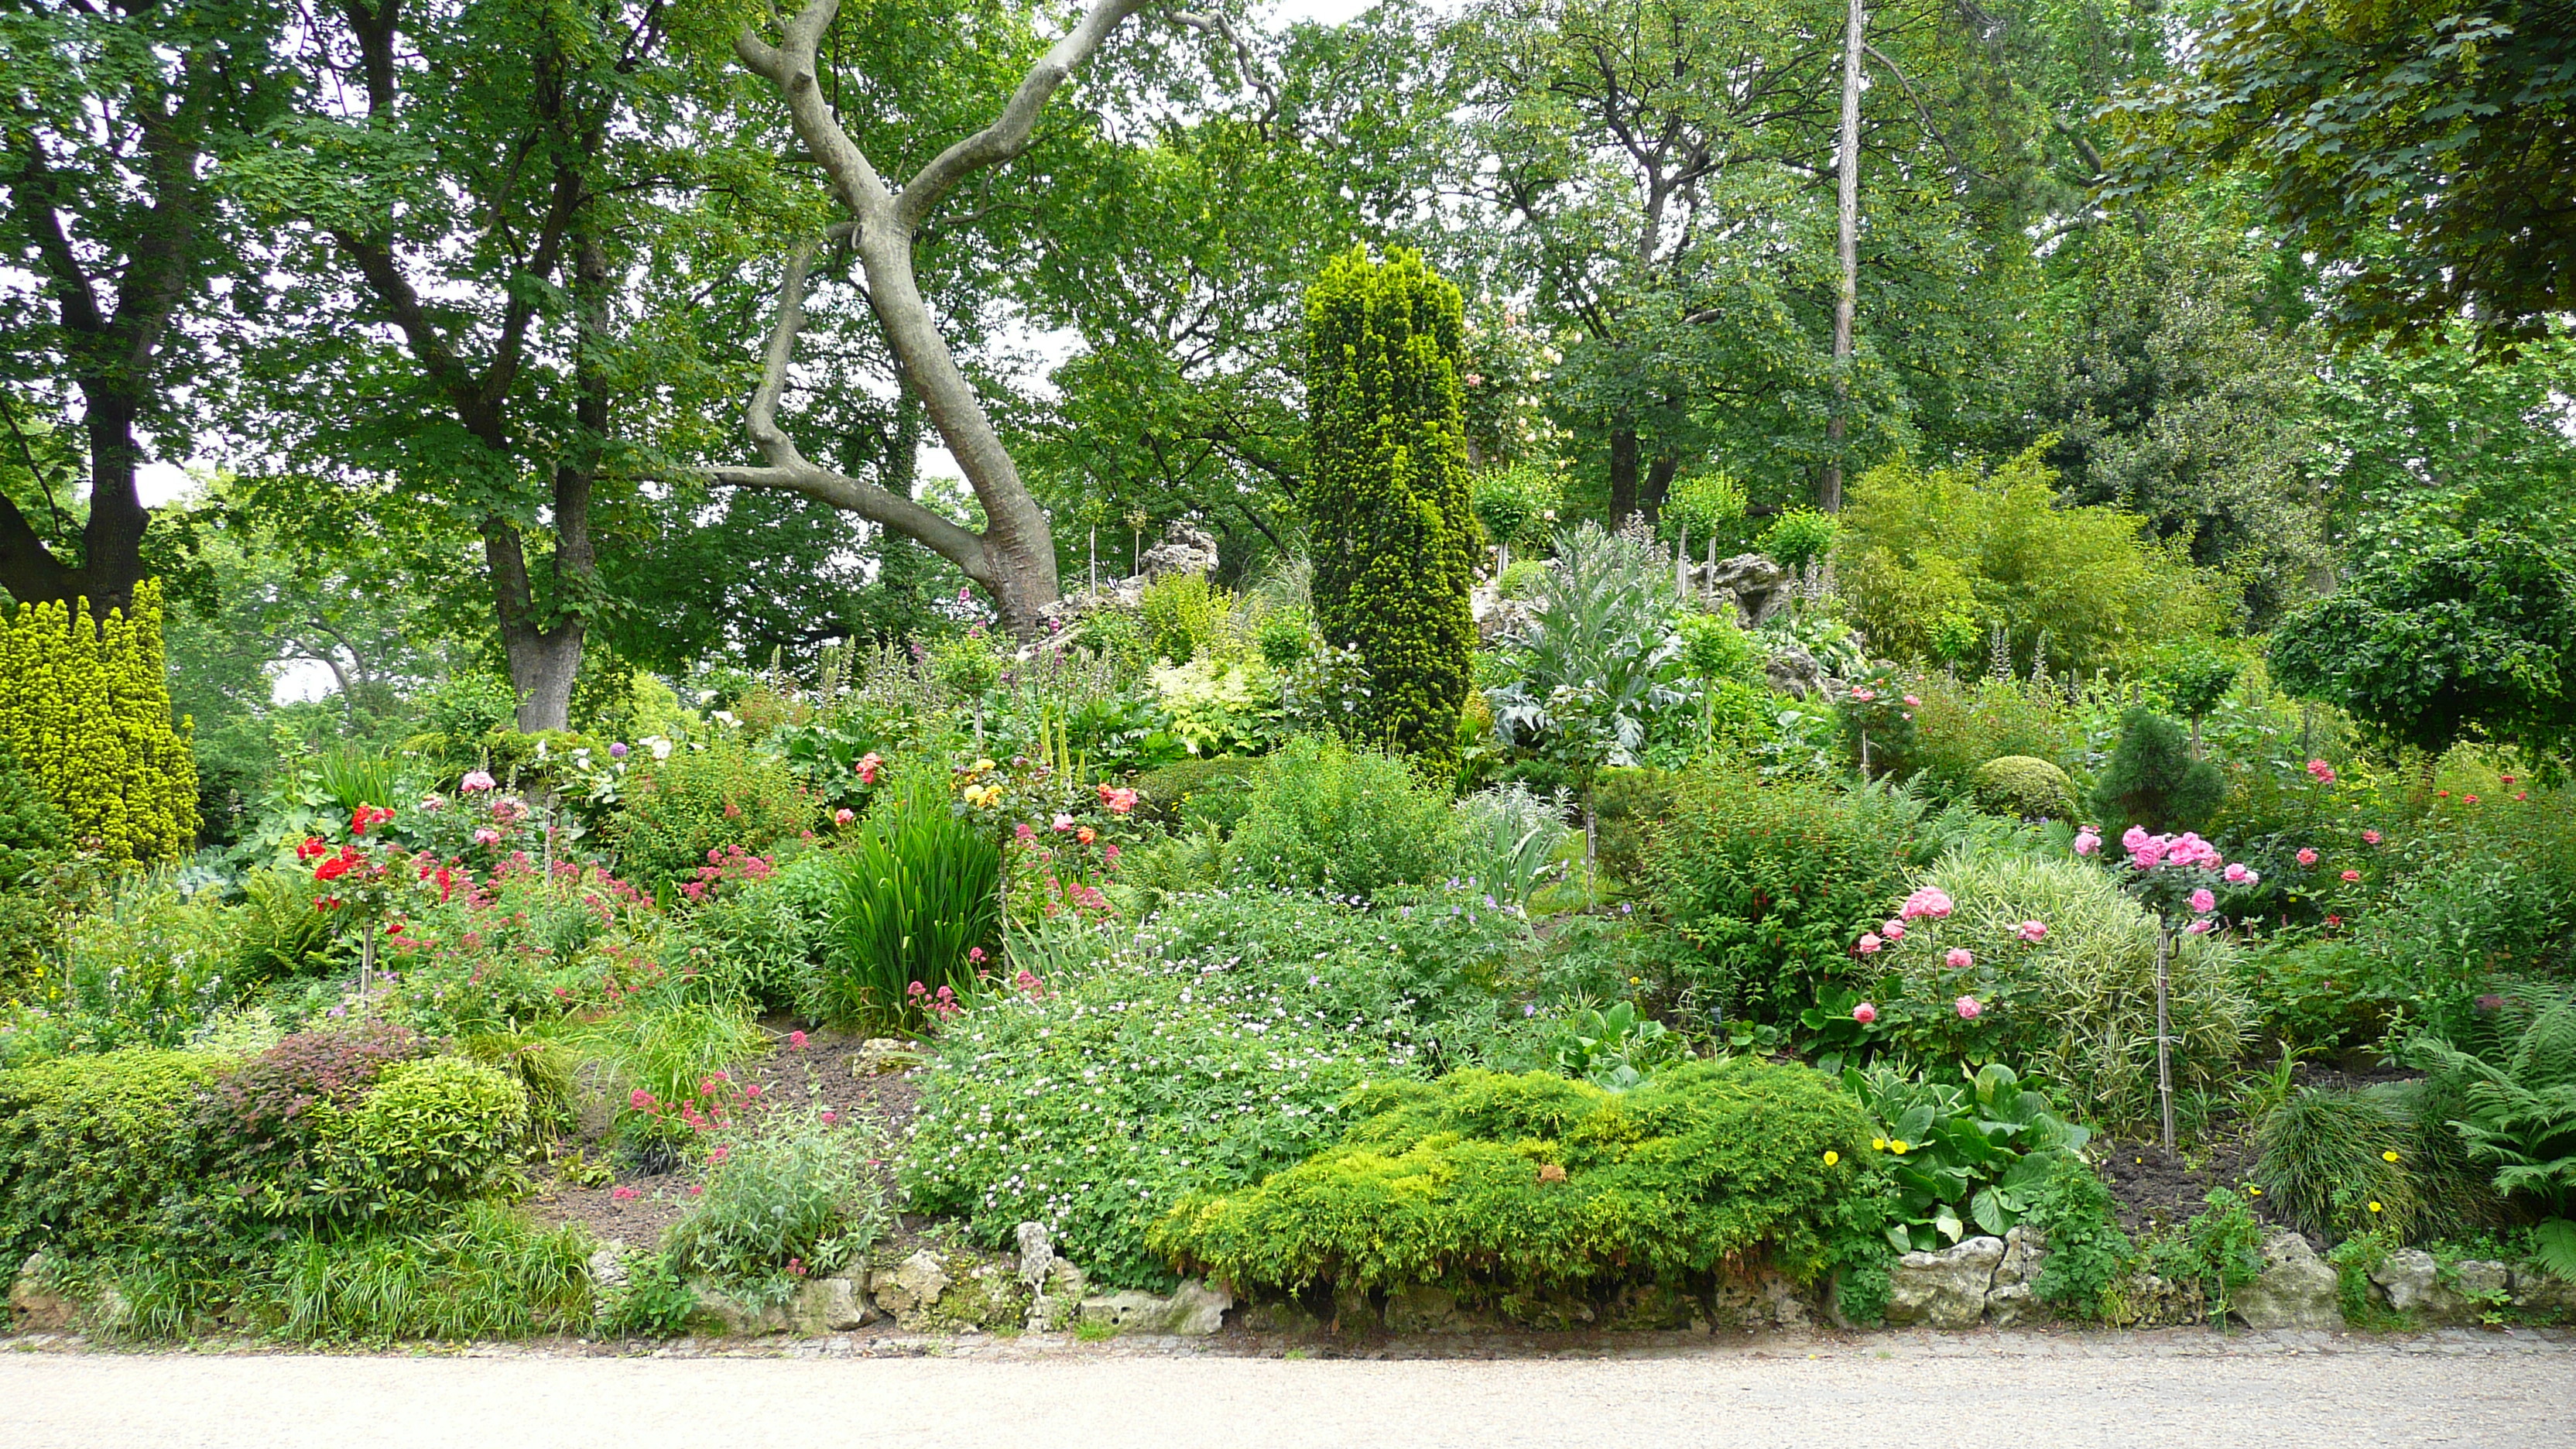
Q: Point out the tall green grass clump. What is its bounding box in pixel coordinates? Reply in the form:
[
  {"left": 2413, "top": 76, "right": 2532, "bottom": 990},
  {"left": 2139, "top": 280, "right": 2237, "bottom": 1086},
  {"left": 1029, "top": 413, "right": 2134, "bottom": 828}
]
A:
[{"left": 812, "top": 782, "right": 1002, "bottom": 1029}]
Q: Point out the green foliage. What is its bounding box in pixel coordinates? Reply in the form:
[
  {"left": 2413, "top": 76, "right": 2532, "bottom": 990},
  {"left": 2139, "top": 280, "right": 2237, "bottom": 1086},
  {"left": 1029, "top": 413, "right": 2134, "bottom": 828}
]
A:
[
  {"left": 1304, "top": 245, "right": 1478, "bottom": 769},
  {"left": 663, "top": 851, "right": 833, "bottom": 1013},
  {"left": 1146, "top": 656, "right": 1273, "bottom": 758},
  {"left": 1485, "top": 522, "right": 1684, "bottom": 774},
  {"left": 269, "top": 1203, "right": 593, "bottom": 1343},
  {"left": 1656, "top": 472, "right": 1748, "bottom": 550},
  {"left": 1762, "top": 509, "right": 1838, "bottom": 574},
  {"left": 1834, "top": 448, "right": 2230, "bottom": 677},
  {"left": 1132, "top": 755, "right": 1265, "bottom": 831},
  {"left": 0, "top": 1049, "right": 215, "bottom": 1263},
  {"left": 1674, "top": 608, "right": 1757, "bottom": 685},
  {"left": 2144, "top": 1189, "right": 2267, "bottom": 1324},
  {"left": 2026, "top": 1155, "right": 2134, "bottom": 1321},
  {"left": 812, "top": 786, "right": 1002, "bottom": 1029},
  {"left": 39, "top": 878, "right": 241, "bottom": 1051},
  {"left": 1543, "top": 999, "right": 1685, "bottom": 1090},
  {"left": 0, "top": 582, "right": 201, "bottom": 862},
  {"left": 198, "top": 1020, "right": 426, "bottom": 1225},
  {"left": 1843, "top": 1062, "right": 2090, "bottom": 1252},
  {"left": 1470, "top": 461, "right": 1563, "bottom": 553},
  {"left": 2150, "top": 639, "right": 2245, "bottom": 724},
  {"left": 661, "top": 1109, "right": 887, "bottom": 1308},
  {"left": 2090, "top": 707, "right": 2225, "bottom": 834},
  {"left": 2269, "top": 529, "right": 2575, "bottom": 762},
  {"left": 2414, "top": 1000, "right": 2576, "bottom": 1216},
  {"left": 605, "top": 741, "right": 815, "bottom": 892},
  {"left": 1151, "top": 1060, "right": 1884, "bottom": 1301},
  {"left": 2251, "top": 1088, "right": 2421, "bottom": 1243},
  {"left": 1640, "top": 769, "right": 1921, "bottom": 1023},
  {"left": 1140, "top": 572, "right": 1229, "bottom": 666},
  {"left": 324, "top": 1056, "right": 529, "bottom": 1214},
  {"left": 573, "top": 1001, "right": 762, "bottom": 1156},
  {"left": 596, "top": 1249, "right": 704, "bottom": 1338},
  {"left": 1451, "top": 783, "right": 1573, "bottom": 907},
  {"left": 903, "top": 889, "right": 1529, "bottom": 1288},
  {"left": 224, "top": 868, "right": 337, "bottom": 985},
  {"left": 1886, "top": 851, "right": 2252, "bottom": 1130},
  {"left": 0, "top": 736, "right": 71, "bottom": 981},
  {"left": 1227, "top": 735, "right": 1461, "bottom": 899},
  {"left": 1974, "top": 756, "right": 2076, "bottom": 821}
]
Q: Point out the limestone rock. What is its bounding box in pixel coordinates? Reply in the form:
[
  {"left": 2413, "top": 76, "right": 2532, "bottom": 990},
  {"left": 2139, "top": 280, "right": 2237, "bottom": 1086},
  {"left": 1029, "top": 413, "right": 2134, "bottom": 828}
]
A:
[
  {"left": 1078, "top": 1279, "right": 1232, "bottom": 1336},
  {"left": 2232, "top": 1231, "right": 2342, "bottom": 1331},
  {"left": 1995, "top": 1225, "right": 2049, "bottom": 1289},
  {"left": 1135, "top": 520, "right": 1220, "bottom": 582},
  {"left": 586, "top": 1245, "right": 630, "bottom": 1293},
  {"left": 854, "top": 1039, "right": 924, "bottom": 1077},
  {"left": 872, "top": 1250, "right": 952, "bottom": 1321},
  {"left": 1886, "top": 1235, "right": 2005, "bottom": 1328},
  {"left": 1984, "top": 1284, "right": 2040, "bottom": 1327},
  {"left": 791, "top": 1274, "right": 872, "bottom": 1334},
  {"left": 1384, "top": 1284, "right": 1467, "bottom": 1334},
  {"left": 692, "top": 1283, "right": 789, "bottom": 1335},
  {"left": 1763, "top": 643, "right": 1827, "bottom": 701},
  {"left": 2510, "top": 1268, "right": 2576, "bottom": 1321},
  {"left": 2369, "top": 1249, "right": 2502, "bottom": 1324},
  {"left": 1704, "top": 553, "right": 1791, "bottom": 627},
  {"left": 9, "top": 1255, "right": 71, "bottom": 1332}
]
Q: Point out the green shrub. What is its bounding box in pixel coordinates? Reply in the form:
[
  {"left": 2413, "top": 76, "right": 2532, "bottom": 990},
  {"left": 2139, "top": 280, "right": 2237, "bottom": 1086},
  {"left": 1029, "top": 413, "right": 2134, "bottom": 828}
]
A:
[
  {"left": 0, "top": 735, "right": 69, "bottom": 983},
  {"left": 1762, "top": 508, "right": 1838, "bottom": 574},
  {"left": 1880, "top": 851, "right": 2252, "bottom": 1131},
  {"left": 2090, "top": 707, "right": 2225, "bottom": 834},
  {"left": 0, "top": 1048, "right": 216, "bottom": 1262},
  {"left": 2143, "top": 1189, "right": 2266, "bottom": 1324},
  {"left": 43, "top": 876, "right": 242, "bottom": 1051},
  {"left": 224, "top": 868, "right": 337, "bottom": 985},
  {"left": 1141, "top": 572, "right": 1230, "bottom": 666},
  {"left": 596, "top": 1249, "right": 704, "bottom": 1337},
  {"left": 574, "top": 1000, "right": 762, "bottom": 1159},
  {"left": 1306, "top": 245, "right": 1478, "bottom": 769},
  {"left": 1842, "top": 1061, "right": 2089, "bottom": 1252},
  {"left": 2026, "top": 1155, "right": 2133, "bottom": 1321},
  {"left": 2413, "top": 999, "right": 2576, "bottom": 1217},
  {"left": 811, "top": 786, "right": 1002, "bottom": 1029},
  {"left": 606, "top": 741, "right": 814, "bottom": 892},
  {"left": 903, "top": 888, "right": 1528, "bottom": 1287},
  {"left": 1496, "top": 558, "right": 1550, "bottom": 598},
  {"left": 199, "top": 1020, "right": 426, "bottom": 1223},
  {"left": 1471, "top": 459, "right": 1563, "bottom": 554},
  {"left": 1152, "top": 1060, "right": 1886, "bottom": 1305},
  {"left": 1641, "top": 769, "right": 1921, "bottom": 1023},
  {"left": 2251, "top": 1088, "right": 2422, "bottom": 1243},
  {"left": 664, "top": 851, "right": 834, "bottom": 1012},
  {"left": 325, "top": 1056, "right": 529, "bottom": 1214},
  {"left": 1132, "top": 755, "right": 1265, "bottom": 831},
  {"left": 1451, "top": 783, "right": 1574, "bottom": 907},
  {"left": 1891, "top": 676, "right": 2083, "bottom": 803},
  {"left": 1227, "top": 735, "right": 1461, "bottom": 899},
  {"left": 1975, "top": 756, "right": 2078, "bottom": 821},
  {"left": 1588, "top": 766, "right": 1681, "bottom": 889},
  {"left": 662, "top": 1108, "right": 887, "bottom": 1308},
  {"left": 269, "top": 1201, "right": 592, "bottom": 1342}
]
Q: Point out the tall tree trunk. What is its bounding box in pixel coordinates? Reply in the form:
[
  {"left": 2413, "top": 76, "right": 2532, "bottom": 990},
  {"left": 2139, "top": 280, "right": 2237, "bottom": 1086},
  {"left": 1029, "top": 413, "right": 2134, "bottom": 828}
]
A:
[
  {"left": 1608, "top": 425, "right": 1641, "bottom": 525},
  {"left": 1643, "top": 452, "right": 1678, "bottom": 522},
  {"left": 1821, "top": 0, "right": 1865, "bottom": 515}
]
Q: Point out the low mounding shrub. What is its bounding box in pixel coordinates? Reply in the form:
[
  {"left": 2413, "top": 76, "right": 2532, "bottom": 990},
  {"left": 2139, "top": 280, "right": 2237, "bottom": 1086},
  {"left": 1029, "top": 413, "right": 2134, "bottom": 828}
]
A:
[
  {"left": 661, "top": 1109, "right": 888, "bottom": 1308},
  {"left": 200, "top": 1021, "right": 427, "bottom": 1221},
  {"left": 324, "top": 1057, "right": 529, "bottom": 1214},
  {"left": 1227, "top": 735, "right": 1461, "bottom": 899},
  {"left": 1152, "top": 1060, "right": 1889, "bottom": 1310},
  {"left": 1974, "top": 756, "right": 2076, "bottom": 821},
  {"left": 903, "top": 888, "right": 1530, "bottom": 1289},
  {"left": 0, "top": 1048, "right": 216, "bottom": 1262},
  {"left": 606, "top": 740, "right": 815, "bottom": 892},
  {"left": 1642, "top": 769, "right": 1927, "bottom": 1023},
  {"left": 2250, "top": 1088, "right": 2423, "bottom": 1243},
  {"left": 1876, "top": 851, "right": 2252, "bottom": 1131}
]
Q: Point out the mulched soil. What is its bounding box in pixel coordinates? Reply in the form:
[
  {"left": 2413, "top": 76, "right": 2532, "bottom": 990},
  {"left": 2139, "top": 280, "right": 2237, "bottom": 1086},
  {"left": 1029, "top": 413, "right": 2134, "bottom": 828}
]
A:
[
  {"left": 2095, "top": 1136, "right": 2256, "bottom": 1239},
  {"left": 522, "top": 1023, "right": 925, "bottom": 1252}
]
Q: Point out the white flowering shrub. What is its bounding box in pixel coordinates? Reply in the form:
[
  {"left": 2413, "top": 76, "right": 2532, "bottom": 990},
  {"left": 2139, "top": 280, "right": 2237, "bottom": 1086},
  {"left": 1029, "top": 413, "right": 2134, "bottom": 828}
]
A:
[{"left": 901, "top": 888, "right": 1536, "bottom": 1289}]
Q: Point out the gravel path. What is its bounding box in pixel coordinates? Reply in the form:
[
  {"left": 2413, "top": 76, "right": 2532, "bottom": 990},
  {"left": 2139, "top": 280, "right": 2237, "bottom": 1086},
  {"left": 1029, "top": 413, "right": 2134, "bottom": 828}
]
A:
[{"left": 6, "top": 1329, "right": 2574, "bottom": 1448}]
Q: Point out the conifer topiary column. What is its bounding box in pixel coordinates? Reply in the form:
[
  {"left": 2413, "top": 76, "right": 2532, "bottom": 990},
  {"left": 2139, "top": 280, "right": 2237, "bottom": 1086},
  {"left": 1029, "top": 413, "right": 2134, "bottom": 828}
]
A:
[
  {"left": 0, "top": 579, "right": 200, "bottom": 862},
  {"left": 1303, "top": 246, "right": 1477, "bottom": 771}
]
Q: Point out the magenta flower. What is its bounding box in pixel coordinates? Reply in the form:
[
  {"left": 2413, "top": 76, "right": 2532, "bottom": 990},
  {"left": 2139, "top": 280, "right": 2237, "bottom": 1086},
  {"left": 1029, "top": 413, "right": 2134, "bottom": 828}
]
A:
[
  {"left": 1856, "top": 932, "right": 1882, "bottom": 954},
  {"left": 1902, "top": 694, "right": 1920, "bottom": 707},
  {"left": 1852, "top": 1001, "right": 1879, "bottom": 1025},
  {"left": 610, "top": 1185, "right": 639, "bottom": 1201},
  {"left": 609, "top": 742, "right": 629, "bottom": 759},
  {"left": 789, "top": 1029, "right": 807, "bottom": 1049},
  {"left": 2184, "top": 919, "right": 2215, "bottom": 935},
  {"left": 473, "top": 827, "right": 501, "bottom": 846},
  {"left": 1945, "top": 947, "right": 1974, "bottom": 969},
  {"left": 2189, "top": 887, "right": 2216, "bottom": 914},
  {"left": 820, "top": 1110, "right": 838, "bottom": 1124},
  {"left": 2073, "top": 827, "right": 2102, "bottom": 857},
  {"left": 630, "top": 1088, "right": 655, "bottom": 1110},
  {"left": 2223, "top": 862, "right": 2255, "bottom": 885},
  {"left": 1954, "top": 995, "right": 1982, "bottom": 1020},
  {"left": 2013, "top": 920, "right": 2047, "bottom": 944},
  {"left": 2307, "top": 759, "right": 2337, "bottom": 783}
]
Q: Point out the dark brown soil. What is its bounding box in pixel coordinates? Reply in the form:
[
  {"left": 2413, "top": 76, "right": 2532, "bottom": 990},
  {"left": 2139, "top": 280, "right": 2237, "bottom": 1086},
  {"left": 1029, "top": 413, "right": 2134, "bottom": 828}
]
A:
[
  {"left": 2095, "top": 1136, "right": 2257, "bottom": 1238},
  {"left": 523, "top": 1024, "right": 927, "bottom": 1251}
]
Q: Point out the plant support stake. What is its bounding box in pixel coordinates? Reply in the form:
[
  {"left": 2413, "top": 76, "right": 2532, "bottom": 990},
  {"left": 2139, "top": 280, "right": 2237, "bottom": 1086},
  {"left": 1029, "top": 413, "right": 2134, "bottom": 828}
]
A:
[{"left": 2156, "top": 924, "right": 2175, "bottom": 1149}]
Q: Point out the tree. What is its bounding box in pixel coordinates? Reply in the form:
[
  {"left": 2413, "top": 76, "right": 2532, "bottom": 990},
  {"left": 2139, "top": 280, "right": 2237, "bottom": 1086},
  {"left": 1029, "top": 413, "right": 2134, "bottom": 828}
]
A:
[
  {"left": 2099, "top": 0, "right": 2576, "bottom": 351},
  {"left": 0, "top": 0, "right": 291, "bottom": 615},
  {"left": 1303, "top": 245, "right": 1476, "bottom": 769},
  {"left": 715, "top": 0, "right": 1182, "bottom": 637},
  {"left": 2269, "top": 530, "right": 2575, "bottom": 765},
  {"left": 0, "top": 581, "right": 199, "bottom": 862}
]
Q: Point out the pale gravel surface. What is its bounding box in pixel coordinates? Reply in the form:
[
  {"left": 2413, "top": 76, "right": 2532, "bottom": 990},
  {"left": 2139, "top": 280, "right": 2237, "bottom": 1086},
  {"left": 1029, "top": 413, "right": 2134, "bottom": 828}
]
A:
[{"left": 7, "top": 1328, "right": 2576, "bottom": 1449}]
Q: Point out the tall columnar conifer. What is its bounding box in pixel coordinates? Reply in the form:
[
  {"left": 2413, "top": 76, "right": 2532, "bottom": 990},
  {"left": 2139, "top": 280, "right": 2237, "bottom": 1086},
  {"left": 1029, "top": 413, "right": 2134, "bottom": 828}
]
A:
[
  {"left": 1303, "top": 247, "right": 1477, "bottom": 772},
  {"left": 0, "top": 580, "right": 200, "bottom": 863}
]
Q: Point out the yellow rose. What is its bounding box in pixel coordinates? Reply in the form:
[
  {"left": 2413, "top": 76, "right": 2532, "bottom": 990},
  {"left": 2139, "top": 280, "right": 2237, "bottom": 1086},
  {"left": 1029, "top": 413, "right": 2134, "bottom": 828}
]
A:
[{"left": 1823, "top": 1151, "right": 1839, "bottom": 1166}]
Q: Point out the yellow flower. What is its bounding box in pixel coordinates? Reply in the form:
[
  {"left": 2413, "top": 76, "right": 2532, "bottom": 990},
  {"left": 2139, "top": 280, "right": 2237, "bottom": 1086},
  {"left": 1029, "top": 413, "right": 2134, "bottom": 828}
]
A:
[
  {"left": 2382, "top": 1150, "right": 2401, "bottom": 1163},
  {"left": 971, "top": 758, "right": 995, "bottom": 774},
  {"left": 1823, "top": 1151, "right": 1839, "bottom": 1166},
  {"left": 2368, "top": 1201, "right": 2383, "bottom": 1213},
  {"left": 1629, "top": 976, "right": 1640, "bottom": 985},
  {"left": 1872, "top": 1137, "right": 1887, "bottom": 1151},
  {"left": 1889, "top": 1140, "right": 1910, "bottom": 1155},
  {"left": 2247, "top": 1186, "right": 2262, "bottom": 1197}
]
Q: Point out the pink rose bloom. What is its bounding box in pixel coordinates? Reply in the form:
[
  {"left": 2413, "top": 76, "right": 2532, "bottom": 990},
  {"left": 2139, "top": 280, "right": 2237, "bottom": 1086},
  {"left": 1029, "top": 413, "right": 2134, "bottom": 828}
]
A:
[
  {"left": 1945, "top": 947, "right": 1974, "bottom": 969},
  {"left": 1852, "top": 687, "right": 1876, "bottom": 702},
  {"left": 2189, "top": 887, "right": 2216, "bottom": 913},
  {"left": 2223, "top": 862, "right": 2255, "bottom": 885},
  {"left": 1880, "top": 920, "right": 1905, "bottom": 942},
  {"left": 1899, "top": 886, "right": 1954, "bottom": 920},
  {"left": 1852, "top": 1001, "right": 1879, "bottom": 1025},
  {"left": 856, "top": 752, "right": 884, "bottom": 785},
  {"left": 2121, "top": 825, "right": 2151, "bottom": 853},
  {"left": 1903, "top": 695, "right": 1920, "bottom": 707},
  {"left": 2184, "top": 919, "right": 2214, "bottom": 935},
  {"left": 2014, "top": 920, "right": 2047, "bottom": 943},
  {"left": 2341, "top": 868, "right": 2362, "bottom": 882},
  {"left": 473, "top": 827, "right": 501, "bottom": 846},
  {"left": 2073, "top": 829, "right": 2101, "bottom": 857},
  {"left": 1053, "top": 814, "right": 1077, "bottom": 832},
  {"left": 1856, "top": 933, "right": 1883, "bottom": 954},
  {"left": 1954, "top": 995, "right": 1982, "bottom": 1021},
  {"left": 461, "top": 769, "right": 496, "bottom": 793},
  {"left": 2297, "top": 848, "right": 2318, "bottom": 867},
  {"left": 2362, "top": 830, "right": 2382, "bottom": 845},
  {"left": 834, "top": 808, "right": 855, "bottom": 826}
]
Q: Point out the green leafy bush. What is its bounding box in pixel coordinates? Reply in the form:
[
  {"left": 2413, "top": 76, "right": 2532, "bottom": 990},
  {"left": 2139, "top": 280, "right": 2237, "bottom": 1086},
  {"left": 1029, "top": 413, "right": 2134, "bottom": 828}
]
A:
[
  {"left": 605, "top": 741, "right": 815, "bottom": 892},
  {"left": 1227, "top": 735, "right": 1461, "bottom": 899},
  {"left": 1641, "top": 769, "right": 1923, "bottom": 1023},
  {"left": 1762, "top": 508, "right": 1838, "bottom": 574},
  {"left": 662, "top": 1109, "right": 888, "bottom": 1308},
  {"left": 664, "top": 850, "right": 834, "bottom": 1012},
  {"left": 1151, "top": 1060, "right": 1886, "bottom": 1306},
  {"left": 1842, "top": 1062, "right": 2089, "bottom": 1252},
  {"left": 903, "top": 888, "right": 1528, "bottom": 1287},
  {"left": 0, "top": 736, "right": 69, "bottom": 983},
  {"left": 1141, "top": 572, "right": 1231, "bottom": 666},
  {"left": 1451, "top": 783, "right": 1572, "bottom": 907},
  {"left": 596, "top": 1249, "right": 704, "bottom": 1338},
  {"left": 0, "top": 1048, "right": 215, "bottom": 1262},
  {"left": 1542, "top": 999, "right": 1685, "bottom": 1089},
  {"left": 812, "top": 786, "right": 1002, "bottom": 1029},
  {"left": 1132, "top": 755, "right": 1265, "bottom": 831},
  {"left": 2143, "top": 1189, "right": 2266, "bottom": 1324},
  {"left": 2414, "top": 999, "right": 2576, "bottom": 1216},
  {"left": 2025, "top": 1154, "right": 2133, "bottom": 1320},
  {"left": 1485, "top": 522, "right": 1684, "bottom": 775},
  {"left": 1974, "top": 756, "right": 2078, "bottom": 821},
  {"left": 2091, "top": 707, "right": 2225, "bottom": 834},
  {"left": 199, "top": 1021, "right": 426, "bottom": 1224},
  {"left": 1879, "top": 851, "right": 2252, "bottom": 1130},
  {"left": 322, "top": 1056, "right": 529, "bottom": 1215},
  {"left": 1471, "top": 460, "right": 1563, "bottom": 554},
  {"left": 224, "top": 868, "right": 338, "bottom": 985},
  {"left": 2250, "top": 1087, "right": 2422, "bottom": 1242}
]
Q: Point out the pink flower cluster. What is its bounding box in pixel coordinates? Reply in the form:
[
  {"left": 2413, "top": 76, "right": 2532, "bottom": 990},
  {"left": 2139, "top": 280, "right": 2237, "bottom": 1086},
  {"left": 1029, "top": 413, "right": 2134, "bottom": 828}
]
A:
[
  {"left": 2307, "top": 759, "right": 2337, "bottom": 783},
  {"left": 1899, "top": 887, "right": 1954, "bottom": 920},
  {"left": 2122, "top": 826, "right": 2221, "bottom": 871}
]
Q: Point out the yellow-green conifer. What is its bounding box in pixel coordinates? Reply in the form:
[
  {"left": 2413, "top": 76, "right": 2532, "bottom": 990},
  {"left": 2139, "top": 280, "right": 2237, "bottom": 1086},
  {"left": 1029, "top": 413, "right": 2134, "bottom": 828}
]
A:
[{"left": 0, "top": 581, "right": 199, "bottom": 862}]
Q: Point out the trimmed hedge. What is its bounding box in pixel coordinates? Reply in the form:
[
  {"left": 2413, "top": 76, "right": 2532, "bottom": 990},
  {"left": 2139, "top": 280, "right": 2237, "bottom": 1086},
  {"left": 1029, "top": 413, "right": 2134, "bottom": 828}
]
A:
[{"left": 0, "top": 1049, "right": 216, "bottom": 1262}]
